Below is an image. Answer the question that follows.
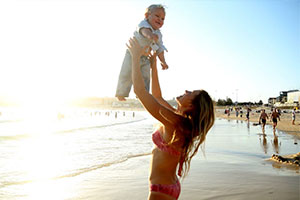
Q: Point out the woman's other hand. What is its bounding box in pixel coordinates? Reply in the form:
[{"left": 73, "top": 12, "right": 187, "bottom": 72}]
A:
[
  {"left": 126, "top": 37, "right": 149, "bottom": 59},
  {"left": 149, "top": 52, "right": 157, "bottom": 69}
]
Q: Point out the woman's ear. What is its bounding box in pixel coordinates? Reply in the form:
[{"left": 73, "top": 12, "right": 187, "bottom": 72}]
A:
[{"left": 145, "top": 13, "right": 149, "bottom": 19}]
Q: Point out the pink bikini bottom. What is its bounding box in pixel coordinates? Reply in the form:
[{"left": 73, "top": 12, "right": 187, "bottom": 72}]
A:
[{"left": 150, "top": 180, "right": 181, "bottom": 199}]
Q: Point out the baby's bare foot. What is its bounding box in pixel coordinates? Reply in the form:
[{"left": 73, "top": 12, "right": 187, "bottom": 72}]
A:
[{"left": 117, "top": 96, "right": 126, "bottom": 101}]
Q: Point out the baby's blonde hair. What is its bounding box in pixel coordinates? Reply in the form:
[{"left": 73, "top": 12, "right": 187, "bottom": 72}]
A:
[{"left": 145, "top": 4, "right": 166, "bottom": 15}]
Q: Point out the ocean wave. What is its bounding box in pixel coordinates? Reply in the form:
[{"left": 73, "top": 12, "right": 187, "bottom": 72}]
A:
[
  {"left": 0, "top": 117, "right": 147, "bottom": 139},
  {"left": 0, "top": 152, "right": 151, "bottom": 188},
  {"left": 0, "top": 119, "right": 22, "bottom": 124},
  {"left": 56, "top": 152, "right": 151, "bottom": 179},
  {"left": 0, "top": 134, "right": 30, "bottom": 140},
  {"left": 55, "top": 118, "right": 147, "bottom": 134}
]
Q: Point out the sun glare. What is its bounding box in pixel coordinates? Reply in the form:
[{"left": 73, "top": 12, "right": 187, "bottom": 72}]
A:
[
  {"left": 15, "top": 136, "right": 77, "bottom": 200},
  {"left": 5, "top": 93, "right": 74, "bottom": 137},
  {"left": 2, "top": 93, "right": 82, "bottom": 199},
  {"left": 20, "top": 100, "right": 57, "bottom": 119}
]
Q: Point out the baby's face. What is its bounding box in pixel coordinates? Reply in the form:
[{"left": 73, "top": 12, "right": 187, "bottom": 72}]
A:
[{"left": 147, "top": 8, "right": 165, "bottom": 30}]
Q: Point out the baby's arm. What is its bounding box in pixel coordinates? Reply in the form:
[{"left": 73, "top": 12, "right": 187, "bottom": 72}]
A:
[
  {"left": 158, "top": 51, "right": 168, "bottom": 70},
  {"left": 140, "top": 28, "right": 158, "bottom": 43}
]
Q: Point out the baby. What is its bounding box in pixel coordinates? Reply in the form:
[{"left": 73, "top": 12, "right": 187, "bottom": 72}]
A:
[{"left": 115, "top": 4, "right": 168, "bottom": 101}]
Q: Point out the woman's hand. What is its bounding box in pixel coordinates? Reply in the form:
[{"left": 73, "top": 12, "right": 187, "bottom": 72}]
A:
[
  {"left": 126, "top": 37, "right": 149, "bottom": 59},
  {"left": 149, "top": 52, "right": 157, "bottom": 69}
]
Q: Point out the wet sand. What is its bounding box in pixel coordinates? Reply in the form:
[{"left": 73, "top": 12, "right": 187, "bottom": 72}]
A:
[
  {"left": 215, "top": 108, "right": 300, "bottom": 138},
  {"left": 72, "top": 155, "right": 299, "bottom": 200},
  {"left": 67, "top": 118, "right": 299, "bottom": 200}
]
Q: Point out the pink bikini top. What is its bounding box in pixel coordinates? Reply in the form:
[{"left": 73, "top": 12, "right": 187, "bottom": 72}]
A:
[{"left": 152, "top": 130, "right": 184, "bottom": 176}]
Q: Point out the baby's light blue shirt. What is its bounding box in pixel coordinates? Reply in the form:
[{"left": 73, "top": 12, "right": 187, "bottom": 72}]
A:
[{"left": 133, "top": 19, "right": 167, "bottom": 54}]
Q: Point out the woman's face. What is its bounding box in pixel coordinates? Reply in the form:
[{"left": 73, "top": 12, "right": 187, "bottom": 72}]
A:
[{"left": 176, "top": 90, "right": 200, "bottom": 108}]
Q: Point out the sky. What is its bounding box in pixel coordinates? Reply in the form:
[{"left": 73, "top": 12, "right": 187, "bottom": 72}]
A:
[{"left": 0, "top": 0, "right": 299, "bottom": 106}]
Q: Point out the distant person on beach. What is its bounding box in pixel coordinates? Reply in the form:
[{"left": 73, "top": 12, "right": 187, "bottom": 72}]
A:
[
  {"left": 292, "top": 108, "right": 296, "bottom": 125},
  {"left": 127, "top": 37, "right": 215, "bottom": 200},
  {"left": 235, "top": 107, "right": 239, "bottom": 117},
  {"left": 259, "top": 109, "right": 268, "bottom": 133},
  {"left": 271, "top": 108, "right": 280, "bottom": 132},
  {"left": 277, "top": 109, "right": 281, "bottom": 116},
  {"left": 269, "top": 108, "right": 273, "bottom": 120},
  {"left": 115, "top": 4, "right": 169, "bottom": 101},
  {"left": 246, "top": 108, "right": 251, "bottom": 122}
]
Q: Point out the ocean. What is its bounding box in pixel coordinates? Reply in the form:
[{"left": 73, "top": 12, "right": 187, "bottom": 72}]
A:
[
  {"left": 0, "top": 107, "right": 299, "bottom": 200},
  {"left": 0, "top": 108, "right": 156, "bottom": 199}
]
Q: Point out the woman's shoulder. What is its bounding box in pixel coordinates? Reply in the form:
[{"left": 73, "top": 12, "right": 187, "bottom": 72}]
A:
[{"left": 163, "top": 120, "right": 191, "bottom": 139}]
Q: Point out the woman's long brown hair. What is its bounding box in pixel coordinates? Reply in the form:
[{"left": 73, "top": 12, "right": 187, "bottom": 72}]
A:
[{"left": 177, "top": 90, "right": 215, "bottom": 178}]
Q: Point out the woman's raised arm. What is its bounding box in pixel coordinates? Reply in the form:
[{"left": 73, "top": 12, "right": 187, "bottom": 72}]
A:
[
  {"left": 127, "top": 37, "right": 181, "bottom": 126},
  {"left": 150, "top": 53, "right": 176, "bottom": 112}
]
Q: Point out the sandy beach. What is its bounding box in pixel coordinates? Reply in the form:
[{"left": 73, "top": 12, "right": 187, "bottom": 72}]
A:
[{"left": 215, "top": 107, "right": 300, "bottom": 138}]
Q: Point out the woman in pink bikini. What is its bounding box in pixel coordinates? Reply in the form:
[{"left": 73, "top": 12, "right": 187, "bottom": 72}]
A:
[{"left": 127, "top": 37, "right": 215, "bottom": 200}]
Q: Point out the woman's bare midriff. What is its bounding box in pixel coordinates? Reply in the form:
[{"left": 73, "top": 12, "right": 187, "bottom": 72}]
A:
[{"left": 149, "top": 147, "right": 179, "bottom": 184}]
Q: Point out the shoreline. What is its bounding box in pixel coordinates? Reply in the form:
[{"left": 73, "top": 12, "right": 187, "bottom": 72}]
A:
[{"left": 215, "top": 108, "right": 300, "bottom": 139}]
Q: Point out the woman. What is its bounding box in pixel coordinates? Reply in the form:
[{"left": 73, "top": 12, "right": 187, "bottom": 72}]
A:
[{"left": 127, "top": 37, "right": 215, "bottom": 200}]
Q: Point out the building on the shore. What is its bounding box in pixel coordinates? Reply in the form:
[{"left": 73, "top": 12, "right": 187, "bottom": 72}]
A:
[
  {"left": 277, "top": 90, "right": 298, "bottom": 103},
  {"left": 287, "top": 91, "right": 300, "bottom": 104},
  {"left": 111, "top": 99, "right": 143, "bottom": 109},
  {"left": 272, "top": 89, "right": 299, "bottom": 107},
  {"left": 268, "top": 97, "right": 277, "bottom": 106}
]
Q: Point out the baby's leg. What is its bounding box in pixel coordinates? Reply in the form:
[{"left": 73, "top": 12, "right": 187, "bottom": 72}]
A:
[
  {"left": 115, "top": 51, "right": 133, "bottom": 100},
  {"left": 140, "top": 56, "right": 151, "bottom": 92}
]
